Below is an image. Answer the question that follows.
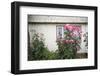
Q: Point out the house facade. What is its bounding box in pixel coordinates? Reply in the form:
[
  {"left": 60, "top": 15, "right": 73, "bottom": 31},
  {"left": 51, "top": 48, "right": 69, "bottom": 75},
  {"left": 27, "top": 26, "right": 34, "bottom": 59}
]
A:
[{"left": 28, "top": 15, "right": 88, "bottom": 55}]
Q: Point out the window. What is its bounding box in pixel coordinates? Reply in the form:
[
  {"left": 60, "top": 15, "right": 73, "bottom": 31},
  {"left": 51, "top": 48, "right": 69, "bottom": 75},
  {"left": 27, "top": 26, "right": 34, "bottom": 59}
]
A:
[{"left": 56, "top": 26, "right": 63, "bottom": 39}]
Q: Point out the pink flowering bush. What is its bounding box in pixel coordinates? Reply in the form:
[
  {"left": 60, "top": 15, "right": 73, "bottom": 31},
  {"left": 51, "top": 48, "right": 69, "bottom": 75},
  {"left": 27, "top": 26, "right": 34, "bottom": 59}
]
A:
[
  {"left": 64, "top": 24, "right": 81, "bottom": 38},
  {"left": 57, "top": 24, "right": 81, "bottom": 59}
]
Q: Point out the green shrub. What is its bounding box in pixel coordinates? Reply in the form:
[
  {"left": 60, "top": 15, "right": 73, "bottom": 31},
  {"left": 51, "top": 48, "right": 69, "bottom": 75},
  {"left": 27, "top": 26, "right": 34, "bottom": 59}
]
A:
[
  {"left": 56, "top": 25, "right": 81, "bottom": 59},
  {"left": 56, "top": 40, "right": 77, "bottom": 59},
  {"left": 31, "top": 32, "right": 58, "bottom": 60}
]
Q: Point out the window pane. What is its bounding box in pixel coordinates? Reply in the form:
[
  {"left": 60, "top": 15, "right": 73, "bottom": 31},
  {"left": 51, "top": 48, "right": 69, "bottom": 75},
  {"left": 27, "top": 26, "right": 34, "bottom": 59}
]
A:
[{"left": 56, "top": 26, "right": 62, "bottom": 39}]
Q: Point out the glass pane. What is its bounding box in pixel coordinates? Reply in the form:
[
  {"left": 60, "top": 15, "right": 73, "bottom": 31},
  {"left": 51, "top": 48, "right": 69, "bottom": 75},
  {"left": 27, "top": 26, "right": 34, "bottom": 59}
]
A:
[{"left": 57, "top": 26, "right": 62, "bottom": 39}]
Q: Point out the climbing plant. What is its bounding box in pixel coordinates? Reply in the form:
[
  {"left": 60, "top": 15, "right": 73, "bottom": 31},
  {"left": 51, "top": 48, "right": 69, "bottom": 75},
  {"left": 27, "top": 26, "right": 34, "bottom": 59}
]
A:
[{"left": 56, "top": 24, "right": 81, "bottom": 59}]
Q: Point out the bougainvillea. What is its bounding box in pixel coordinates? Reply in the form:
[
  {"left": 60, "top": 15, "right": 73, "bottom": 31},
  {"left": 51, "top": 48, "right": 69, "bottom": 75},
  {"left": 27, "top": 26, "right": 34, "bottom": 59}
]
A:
[
  {"left": 56, "top": 24, "right": 81, "bottom": 59},
  {"left": 64, "top": 24, "right": 81, "bottom": 38}
]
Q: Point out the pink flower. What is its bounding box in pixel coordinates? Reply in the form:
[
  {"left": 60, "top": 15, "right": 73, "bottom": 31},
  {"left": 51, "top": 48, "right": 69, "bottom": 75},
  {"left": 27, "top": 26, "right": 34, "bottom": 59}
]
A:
[
  {"left": 64, "top": 24, "right": 73, "bottom": 31},
  {"left": 64, "top": 24, "right": 81, "bottom": 31},
  {"left": 64, "top": 24, "right": 81, "bottom": 37},
  {"left": 73, "top": 26, "right": 81, "bottom": 32},
  {"left": 63, "top": 40, "right": 75, "bottom": 44},
  {"left": 70, "top": 40, "right": 74, "bottom": 43}
]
